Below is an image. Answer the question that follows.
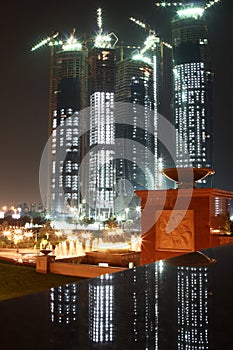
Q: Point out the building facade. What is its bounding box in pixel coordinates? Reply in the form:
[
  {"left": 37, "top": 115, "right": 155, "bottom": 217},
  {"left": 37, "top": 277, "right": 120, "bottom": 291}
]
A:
[
  {"left": 88, "top": 45, "right": 116, "bottom": 220},
  {"left": 172, "top": 7, "right": 214, "bottom": 187},
  {"left": 115, "top": 56, "right": 155, "bottom": 190},
  {"left": 49, "top": 38, "right": 84, "bottom": 217}
]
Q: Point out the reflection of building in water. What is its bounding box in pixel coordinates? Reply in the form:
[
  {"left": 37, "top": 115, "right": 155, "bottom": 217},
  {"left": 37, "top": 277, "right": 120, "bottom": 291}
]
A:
[
  {"left": 115, "top": 263, "right": 161, "bottom": 349},
  {"left": 50, "top": 283, "right": 79, "bottom": 325},
  {"left": 87, "top": 263, "right": 161, "bottom": 348},
  {"left": 88, "top": 274, "right": 114, "bottom": 344},
  {"left": 138, "top": 263, "right": 160, "bottom": 349},
  {"left": 48, "top": 260, "right": 210, "bottom": 348},
  {"left": 177, "top": 266, "right": 209, "bottom": 349}
]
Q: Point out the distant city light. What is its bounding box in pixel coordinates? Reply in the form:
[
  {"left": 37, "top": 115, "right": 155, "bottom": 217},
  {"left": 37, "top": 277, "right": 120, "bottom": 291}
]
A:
[{"left": 12, "top": 214, "right": 20, "bottom": 219}]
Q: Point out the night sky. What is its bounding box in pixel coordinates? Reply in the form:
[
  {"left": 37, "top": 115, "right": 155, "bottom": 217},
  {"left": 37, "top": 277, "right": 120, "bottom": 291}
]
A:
[{"left": 0, "top": 0, "right": 232, "bottom": 207}]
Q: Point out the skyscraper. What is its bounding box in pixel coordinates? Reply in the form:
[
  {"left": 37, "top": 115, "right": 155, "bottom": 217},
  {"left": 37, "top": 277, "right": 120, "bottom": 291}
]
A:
[
  {"left": 49, "top": 35, "right": 84, "bottom": 216},
  {"left": 88, "top": 46, "right": 116, "bottom": 219},
  {"left": 41, "top": 8, "right": 167, "bottom": 221},
  {"left": 87, "top": 9, "right": 118, "bottom": 220},
  {"left": 115, "top": 56, "right": 155, "bottom": 192},
  {"left": 172, "top": 3, "right": 214, "bottom": 187}
]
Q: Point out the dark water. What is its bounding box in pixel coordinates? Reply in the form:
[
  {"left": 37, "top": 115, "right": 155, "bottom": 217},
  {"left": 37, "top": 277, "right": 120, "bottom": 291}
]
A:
[{"left": 0, "top": 244, "right": 233, "bottom": 349}]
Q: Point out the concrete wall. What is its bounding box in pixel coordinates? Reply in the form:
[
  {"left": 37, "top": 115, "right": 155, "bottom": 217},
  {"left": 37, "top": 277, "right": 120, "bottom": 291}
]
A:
[{"left": 50, "top": 261, "right": 127, "bottom": 278}]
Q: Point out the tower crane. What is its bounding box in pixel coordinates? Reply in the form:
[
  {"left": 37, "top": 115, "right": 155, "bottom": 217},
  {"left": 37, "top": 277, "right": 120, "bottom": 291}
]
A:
[
  {"left": 129, "top": 17, "right": 172, "bottom": 54},
  {"left": 31, "top": 29, "right": 85, "bottom": 212},
  {"left": 31, "top": 32, "right": 63, "bottom": 138},
  {"left": 116, "top": 42, "right": 141, "bottom": 61},
  {"left": 32, "top": 32, "right": 63, "bottom": 213},
  {"left": 129, "top": 16, "right": 172, "bottom": 94},
  {"left": 95, "top": 7, "right": 118, "bottom": 48}
]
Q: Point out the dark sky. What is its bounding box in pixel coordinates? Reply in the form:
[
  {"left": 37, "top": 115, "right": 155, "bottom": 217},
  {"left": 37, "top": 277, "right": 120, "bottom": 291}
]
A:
[{"left": 0, "top": 0, "right": 232, "bottom": 207}]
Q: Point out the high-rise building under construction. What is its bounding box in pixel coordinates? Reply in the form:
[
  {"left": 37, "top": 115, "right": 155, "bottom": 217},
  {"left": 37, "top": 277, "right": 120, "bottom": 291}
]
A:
[
  {"left": 171, "top": 2, "right": 214, "bottom": 186},
  {"left": 49, "top": 36, "right": 84, "bottom": 216},
  {"left": 44, "top": 12, "right": 162, "bottom": 220},
  {"left": 88, "top": 46, "right": 116, "bottom": 219},
  {"left": 40, "top": 4, "right": 217, "bottom": 222},
  {"left": 115, "top": 56, "right": 155, "bottom": 192}
]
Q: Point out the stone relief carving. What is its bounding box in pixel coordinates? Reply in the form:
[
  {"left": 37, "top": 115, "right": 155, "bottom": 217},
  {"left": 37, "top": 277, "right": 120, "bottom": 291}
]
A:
[{"left": 156, "top": 210, "right": 194, "bottom": 252}]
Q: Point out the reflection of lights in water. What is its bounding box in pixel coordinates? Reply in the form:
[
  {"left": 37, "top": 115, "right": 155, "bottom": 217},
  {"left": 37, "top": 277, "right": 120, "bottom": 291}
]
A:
[
  {"left": 89, "top": 274, "right": 114, "bottom": 343},
  {"left": 177, "top": 266, "right": 209, "bottom": 349},
  {"left": 50, "top": 283, "right": 78, "bottom": 325},
  {"left": 159, "top": 260, "right": 164, "bottom": 274}
]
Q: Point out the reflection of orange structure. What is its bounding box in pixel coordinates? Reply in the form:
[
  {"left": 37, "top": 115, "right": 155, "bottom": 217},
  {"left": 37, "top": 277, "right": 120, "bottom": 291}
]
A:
[{"left": 136, "top": 188, "right": 233, "bottom": 265}]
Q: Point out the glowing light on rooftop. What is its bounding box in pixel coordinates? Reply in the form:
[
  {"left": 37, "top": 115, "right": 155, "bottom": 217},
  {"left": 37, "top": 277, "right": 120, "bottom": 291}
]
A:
[
  {"left": 177, "top": 6, "right": 205, "bottom": 19},
  {"left": 94, "top": 34, "right": 112, "bottom": 48},
  {"left": 62, "top": 35, "right": 82, "bottom": 51},
  {"left": 132, "top": 53, "right": 152, "bottom": 66}
]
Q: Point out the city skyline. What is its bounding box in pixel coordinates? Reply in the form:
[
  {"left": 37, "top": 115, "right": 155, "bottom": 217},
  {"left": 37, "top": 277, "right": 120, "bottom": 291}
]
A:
[
  {"left": 45, "top": 19, "right": 160, "bottom": 220},
  {"left": 0, "top": 0, "right": 232, "bottom": 207}
]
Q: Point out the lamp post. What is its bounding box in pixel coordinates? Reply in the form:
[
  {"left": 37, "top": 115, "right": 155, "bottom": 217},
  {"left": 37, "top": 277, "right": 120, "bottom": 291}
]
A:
[{"left": 125, "top": 207, "right": 129, "bottom": 220}]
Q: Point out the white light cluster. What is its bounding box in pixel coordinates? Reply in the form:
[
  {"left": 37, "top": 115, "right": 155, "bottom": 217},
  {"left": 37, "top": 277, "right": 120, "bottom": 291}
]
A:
[
  {"left": 177, "top": 7, "right": 205, "bottom": 19},
  {"left": 130, "top": 17, "right": 147, "bottom": 30},
  {"left": 155, "top": 2, "right": 183, "bottom": 7},
  {"left": 174, "top": 62, "right": 207, "bottom": 168},
  {"left": 177, "top": 267, "right": 209, "bottom": 349},
  {"left": 89, "top": 91, "right": 115, "bottom": 217},
  {"left": 132, "top": 53, "right": 152, "bottom": 66},
  {"left": 205, "top": 0, "right": 221, "bottom": 10},
  {"left": 95, "top": 8, "right": 118, "bottom": 49},
  {"left": 162, "top": 41, "right": 172, "bottom": 49},
  {"left": 95, "top": 34, "right": 112, "bottom": 48},
  {"left": 141, "top": 34, "right": 160, "bottom": 55},
  {"left": 62, "top": 36, "right": 82, "bottom": 51},
  {"left": 31, "top": 32, "right": 60, "bottom": 51},
  {"left": 97, "top": 8, "right": 103, "bottom": 33},
  {"left": 89, "top": 277, "right": 114, "bottom": 343}
]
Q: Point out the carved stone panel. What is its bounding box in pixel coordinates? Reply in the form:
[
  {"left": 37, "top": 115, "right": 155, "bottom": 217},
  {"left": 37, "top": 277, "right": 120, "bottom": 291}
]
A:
[{"left": 155, "top": 210, "right": 194, "bottom": 252}]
